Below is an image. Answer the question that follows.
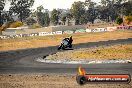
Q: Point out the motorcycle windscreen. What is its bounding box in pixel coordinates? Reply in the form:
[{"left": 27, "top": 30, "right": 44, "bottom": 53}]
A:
[{"left": 62, "top": 40, "right": 69, "bottom": 45}]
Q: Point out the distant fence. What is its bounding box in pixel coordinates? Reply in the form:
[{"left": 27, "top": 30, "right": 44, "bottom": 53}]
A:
[
  {"left": 106, "top": 27, "right": 117, "bottom": 31},
  {"left": 63, "top": 30, "right": 74, "bottom": 34},
  {"left": 0, "top": 25, "right": 132, "bottom": 39},
  {"left": 117, "top": 26, "right": 132, "bottom": 30},
  {"left": 75, "top": 29, "right": 86, "bottom": 33},
  {"left": 0, "top": 31, "right": 63, "bottom": 39},
  {"left": 39, "top": 31, "right": 62, "bottom": 36},
  {"left": 86, "top": 28, "right": 107, "bottom": 32}
]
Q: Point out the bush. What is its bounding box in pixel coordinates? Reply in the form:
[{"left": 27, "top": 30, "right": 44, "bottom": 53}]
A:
[
  {"left": 0, "top": 22, "right": 12, "bottom": 31},
  {"left": 0, "top": 27, "right": 2, "bottom": 35},
  {"left": 9, "top": 21, "right": 23, "bottom": 28},
  {"left": 125, "top": 16, "right": 132, "bottom": 25},
  {"left": 31, "top": 23, "right": 41, "bottom": 29},
  {"left": 26, "top": 17, "right": 37, "bottom": 25},
  {"left": 116, "top": 17, "right": 123, "bottom": 25}
]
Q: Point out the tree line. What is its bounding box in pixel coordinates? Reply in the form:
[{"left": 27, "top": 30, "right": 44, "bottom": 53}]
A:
[{"left": 0, "top": 0, "right": 132, "bottom": 27}]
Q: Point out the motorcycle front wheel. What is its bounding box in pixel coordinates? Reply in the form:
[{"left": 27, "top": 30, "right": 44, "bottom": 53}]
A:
[{"left": 58, "top": 45, "right": 62, "bottom": 50}]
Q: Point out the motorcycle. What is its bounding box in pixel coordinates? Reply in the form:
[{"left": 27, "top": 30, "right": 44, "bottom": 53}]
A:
[{"left": 58, "top": 36, "right": 73, "bottom": 50}]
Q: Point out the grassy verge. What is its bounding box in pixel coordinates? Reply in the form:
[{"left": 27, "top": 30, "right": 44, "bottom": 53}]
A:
[
  {"left": 0, "top": 30, "right": 132, "bottom": 51},
  {"left": 72, "top": 44, "right": 132, "bottom": 60}
]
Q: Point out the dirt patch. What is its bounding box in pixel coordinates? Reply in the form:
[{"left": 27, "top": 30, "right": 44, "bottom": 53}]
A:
[
  {"left": 0, "top": 30, "right": 132, "bottom": 51},
  {"left": 0, "top": 74, "right": 131, "bottom": 88}
]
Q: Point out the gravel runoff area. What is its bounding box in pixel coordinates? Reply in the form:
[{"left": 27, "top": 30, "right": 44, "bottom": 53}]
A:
[{"left": 0, "top": 74, "right": 132, "bottom": 88}]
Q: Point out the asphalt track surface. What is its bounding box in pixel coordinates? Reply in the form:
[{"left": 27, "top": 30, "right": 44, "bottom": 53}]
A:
[{"left": 0, "top": 38, "right": 132, "bottom": 75}]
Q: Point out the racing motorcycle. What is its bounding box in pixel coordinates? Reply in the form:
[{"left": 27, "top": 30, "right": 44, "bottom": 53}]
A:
[{"left": 58, "top": 36, "right": 73, "bottom": 50}]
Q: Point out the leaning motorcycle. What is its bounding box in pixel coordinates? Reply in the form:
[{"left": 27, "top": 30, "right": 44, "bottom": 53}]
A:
[{"left": 58, "top": 38, "right": 72, "bottom": 50}]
